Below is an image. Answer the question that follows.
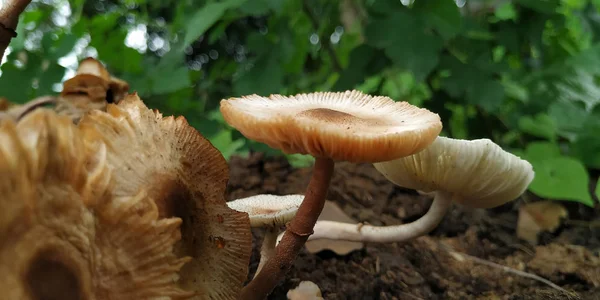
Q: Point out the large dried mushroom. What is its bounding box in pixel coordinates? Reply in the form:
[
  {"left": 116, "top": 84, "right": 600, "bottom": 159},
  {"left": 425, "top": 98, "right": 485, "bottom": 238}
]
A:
[
  {"left": 78, "top": 94, "right": 252, "bottom": 299},
  {"left": 0, "top": 108, "right": 192, "bottom": 299}
]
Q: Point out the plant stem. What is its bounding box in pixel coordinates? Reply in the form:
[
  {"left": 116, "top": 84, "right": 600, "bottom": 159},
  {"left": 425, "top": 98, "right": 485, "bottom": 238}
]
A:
[
  {"left": 308, "top": 191, "right": 453, "bottom": 243},
  {"left": 253, "top": 228, "right": 277, "bottom": 279},
  {"left": 0, "top": 0, "right": 32, "bottom": 60},
  {"left": 240, "top": 157, "right": 334, "bottom": 300}
]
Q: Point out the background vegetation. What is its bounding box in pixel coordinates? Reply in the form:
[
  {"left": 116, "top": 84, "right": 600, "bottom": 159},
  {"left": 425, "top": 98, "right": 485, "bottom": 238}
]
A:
[{"left": 1, "top": 0, "right": 599, "bottom": 206}]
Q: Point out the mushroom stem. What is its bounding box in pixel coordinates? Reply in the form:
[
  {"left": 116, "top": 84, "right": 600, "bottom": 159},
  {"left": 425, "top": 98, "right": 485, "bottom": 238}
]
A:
[
  {"left": 240, "top": 157, "right": 334, "bottom": 300},
  {"left": 254, "top": 228, "right": 278, "bottom": 279},
  {"left": 308, "top": 190, "right": 453, "bottom": 243}
]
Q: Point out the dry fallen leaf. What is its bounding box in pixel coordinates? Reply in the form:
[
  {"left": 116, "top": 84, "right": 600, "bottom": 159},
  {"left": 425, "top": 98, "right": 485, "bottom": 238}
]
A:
[
  {"left": 305, "top": 201, "right": 364, "bottom": 255},
  {"left": 287, "top": 281, "right": 324, "bottom": 300},
  {"left": 517, "top": 201, "right": 568, "bottom": 245}
]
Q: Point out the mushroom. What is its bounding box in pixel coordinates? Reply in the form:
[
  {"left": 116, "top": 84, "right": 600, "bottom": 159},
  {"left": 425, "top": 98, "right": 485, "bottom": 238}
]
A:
[
  {"left": 227, "top": 194, "right": 303, "bottom": 277},
  {"left": 0, "top": 108, "right": 192, "bottom": 299},
  {"left": 286, "top": 281, "right": 324, "bottom": 300},
  {"left": 78, "top": 93, "right": 252, "bottom": 299},
  {"left": 308, "top": 136, "right": 535, "bottom": 243},
  {"left": 55, "top": 57, "right": 129, "bottom": 123},
  {"left": 220, "top": 90, "right": 442, "bottom": 298},
  {"left": 0, "top": 96, "right": 57, "bottom": 122}
]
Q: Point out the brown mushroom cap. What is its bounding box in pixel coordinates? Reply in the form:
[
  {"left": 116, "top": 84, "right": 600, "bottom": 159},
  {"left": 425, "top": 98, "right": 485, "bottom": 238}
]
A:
[
  {"left": 0, "top": 109, "right": 192, "bottom": 299},
  {"left": 220, "top": 90, "right": 442, "bottom": 162},
  {"left": 78, "top": 93, "right": 252, "bottom": 299}
]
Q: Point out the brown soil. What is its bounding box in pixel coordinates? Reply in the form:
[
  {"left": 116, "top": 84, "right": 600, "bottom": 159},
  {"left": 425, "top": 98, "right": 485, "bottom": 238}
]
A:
[{"left": 226, "top": 153, "right": 600, "bottom": 300}]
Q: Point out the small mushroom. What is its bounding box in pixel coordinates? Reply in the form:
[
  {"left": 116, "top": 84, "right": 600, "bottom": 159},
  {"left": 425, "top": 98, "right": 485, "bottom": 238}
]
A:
[
  {"left": 0, "top": 108, "right": 192, "bottom": 299},
  {"left": 227, "top": 194, "right": 303, "bottom": 277},
  {"left": 78, "top": 93, "right": 252, "bottom": 299},
  {"left": 55, "top": 58, "right": 129, "bottom": 123},
  {"left": 309, "top": 136, "right": 535, "bottom": 243},
  {"left": 220, "top": 90, "right": 442, "bottom": 298},
  {"left": 286, "top": 281, "right": 324, "bottom": 300}
]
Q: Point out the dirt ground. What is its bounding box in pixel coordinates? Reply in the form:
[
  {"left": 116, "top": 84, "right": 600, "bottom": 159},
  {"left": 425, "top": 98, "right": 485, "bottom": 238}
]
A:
[{"left": 226, "top": 153, "right": 600, "bottom": 300}]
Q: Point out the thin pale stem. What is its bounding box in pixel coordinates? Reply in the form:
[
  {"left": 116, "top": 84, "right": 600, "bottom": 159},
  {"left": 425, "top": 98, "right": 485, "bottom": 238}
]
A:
[
  {"left": 308, "top": 191, "right": 453, "bottom": 243},
  {"left": 253, "top": 227, "right": 277, "bottom": 279},
  {"left": 240, "top": 157, "right": 334, "bottom": 300}
]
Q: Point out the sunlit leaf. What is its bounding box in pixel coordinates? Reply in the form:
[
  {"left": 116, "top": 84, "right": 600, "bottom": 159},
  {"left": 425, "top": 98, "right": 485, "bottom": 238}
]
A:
[
  {"left": 518, "top": 114, "right": 557, "bottom": 141},
  {"left": 524, "top": 142, "right": 594, "bottom": 207},
  {"left": 495, "top": 2, "right": 518, "bottom": 21}
]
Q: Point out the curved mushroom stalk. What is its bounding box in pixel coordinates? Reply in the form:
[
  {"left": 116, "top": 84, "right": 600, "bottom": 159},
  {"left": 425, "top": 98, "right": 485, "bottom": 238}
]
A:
[
  {"left": 309, "top": 137, "right": 535, "bottom": 244},
  {"left": 308, "top": 191, "right": 453, "bottom": 242},
  {"left": 78, "top": 94, "right": 252, "bottom": 299},
  {"left": 221, "top": 90, "right": 442, "bottom": 299},
  {"left": 0, "top": 109, "right": 192, "bottom": 299},
  {"left": 226, "top": 194, "right": 304, "bottom": 278}
]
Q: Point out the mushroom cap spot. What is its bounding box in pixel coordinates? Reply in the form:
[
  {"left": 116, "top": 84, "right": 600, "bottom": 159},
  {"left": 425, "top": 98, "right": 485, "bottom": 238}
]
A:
[
  {"left": 220, "top": 90, "right": 442, "bottom": 163},
  {"left": 373, "top": 136, "right": 535, "bottom": 209},
  {"left": 227, "top": 194, "right": 304, "bottom": 228},
  {"left": 78, "top": 93, "right": 252, "bottom": 299},
  {"left": 0, "top": 109, "right": 192, "bottom": 299}
]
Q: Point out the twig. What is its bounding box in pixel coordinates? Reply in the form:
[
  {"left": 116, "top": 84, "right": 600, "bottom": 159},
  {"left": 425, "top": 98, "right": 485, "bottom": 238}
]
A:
[
  {"left": 0, "top": 0, "right": 33, "bottom": 59},
  {"left": 301, "top": 0, "right": 343, "bottom": 73},
  {"left": 439, "top": 242, "right": 572, "bottom": 295}
]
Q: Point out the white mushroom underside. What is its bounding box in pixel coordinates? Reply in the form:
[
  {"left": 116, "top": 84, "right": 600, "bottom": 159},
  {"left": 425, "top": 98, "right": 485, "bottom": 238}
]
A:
[
  {"left": 227, "top": 194, "right": 304, "bottom": 227},
  {"left": 373, "top": 136, "right": 534, "bottom": 208}
]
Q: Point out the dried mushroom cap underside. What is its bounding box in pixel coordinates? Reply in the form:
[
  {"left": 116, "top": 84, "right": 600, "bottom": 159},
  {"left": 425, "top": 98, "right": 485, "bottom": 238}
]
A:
[
  {"left": 78, "top": 93, "right": 252, "bottom": 299},
  {"left": 0, "top": 109, "right": 192, "bottom": 299},
  {"left": 374, "top": 136, "right": 535, "bottom": 208},
  {"left": 56, "top": 57, "right": 130, "bottom": 123},
  {"left": 220, "top": 90, "right": 442, "bottom": 162}
]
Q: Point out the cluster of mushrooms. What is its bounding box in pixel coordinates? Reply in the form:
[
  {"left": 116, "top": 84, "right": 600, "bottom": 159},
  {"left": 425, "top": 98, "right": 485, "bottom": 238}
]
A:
[{"left": 0, "top": 58, "right": 534, "bottom": 300}]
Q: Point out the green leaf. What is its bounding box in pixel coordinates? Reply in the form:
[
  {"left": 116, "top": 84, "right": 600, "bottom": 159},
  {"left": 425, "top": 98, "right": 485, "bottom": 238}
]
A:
[
  {"left": 515, "top": 0, "right": 561, "bottom": 14},
  {"left": 495, "top": 2, "right": 517, "bottom": 21},
  {"left": 548, "top": 101, "right": 588, "bottom": 141},
  {"left": 182, "top": 0, "right": 247, "bottom": 47},
  {"left": 413, "top": 0, "right": 463, "bottom": 40},
  {"left": 233, "top": 54, "right": 283, "bottom": 96},
  {"left": 286, "top": 153, "right": 315, "bottom": 168},
  {"left": 518, "top": 114, "right": 557, "bottom": 141},
  {"left": 150, "top": 67, "right": 191, "bottom": 95},
  {"left": 466, "top": 79, "right": 505, "bottom": 112},
  {"left": 571, "top": 115, "right": 600, "bottom": 169},
  {"left": 0, "top": 64, "right": 33, "bottom": 103},
  {"left": 523, "top": 142, "right": 594, "bottom": 207},
  {"left": 333, "top": 45, "right": 387, "bottom": 91},
  {"left": 596, "top": 179, "right": 600, "bottom": 201},
  {"left": 36, "top": 62, "right": 65, "bottom": 96},
  {"left": 207, "top": 130, "right": 245, "bottom": 160},
  {"left": 365, "top": 12, "right": 443, "bottom": 81}
]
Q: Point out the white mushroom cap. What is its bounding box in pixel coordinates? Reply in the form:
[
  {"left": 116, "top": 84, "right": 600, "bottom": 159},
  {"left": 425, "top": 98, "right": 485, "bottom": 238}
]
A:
[
  {"left": 227, "top": 194, "right": 304, "bottom": 228},
  {"left": 373, "top": 137, "right": 535, "bottom": 208}
]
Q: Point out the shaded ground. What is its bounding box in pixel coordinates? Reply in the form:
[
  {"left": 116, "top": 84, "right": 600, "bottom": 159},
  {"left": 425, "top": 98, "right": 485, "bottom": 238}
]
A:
[{"left": 226, "top": 153, "right": 600, "bottom": 300}]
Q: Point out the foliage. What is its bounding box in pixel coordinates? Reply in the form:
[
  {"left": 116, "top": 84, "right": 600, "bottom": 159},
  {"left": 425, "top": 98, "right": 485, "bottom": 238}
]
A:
[{"left": 1, "top": 0, "right": 599, "bottom": 206}]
